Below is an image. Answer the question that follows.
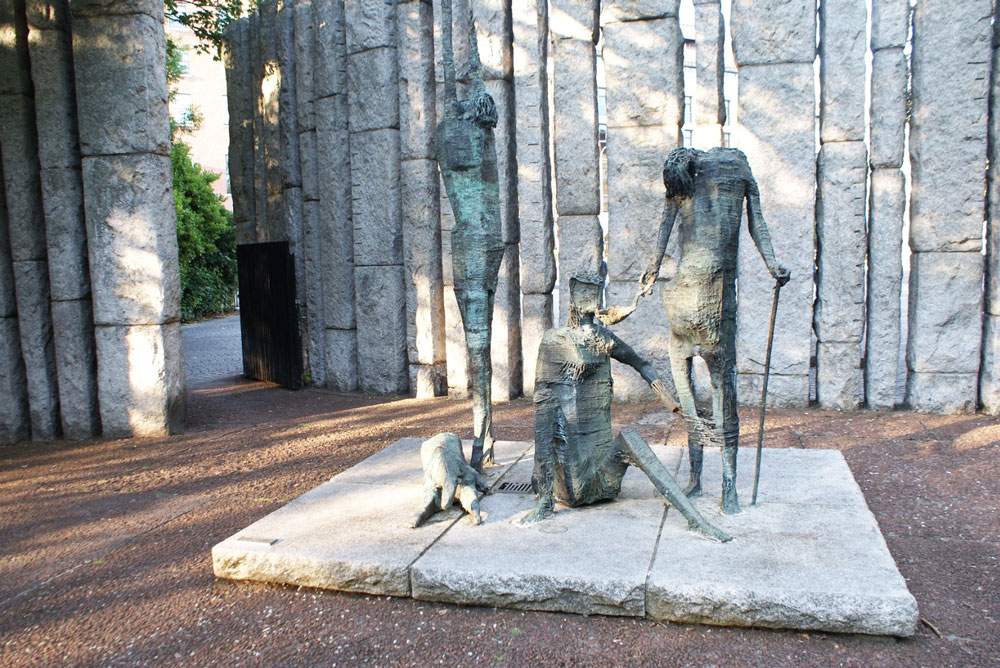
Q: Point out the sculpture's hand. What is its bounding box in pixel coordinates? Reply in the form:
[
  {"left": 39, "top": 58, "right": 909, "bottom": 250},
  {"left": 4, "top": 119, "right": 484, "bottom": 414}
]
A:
[
  {"left": 639, "top": 266, "right": 658, "bottom": 296},
  {"left": 651, "top": 378, "right": 681, "bottom": 413},
  {"left": 770, "top": 264, "right": 790, "bottom": 287}
]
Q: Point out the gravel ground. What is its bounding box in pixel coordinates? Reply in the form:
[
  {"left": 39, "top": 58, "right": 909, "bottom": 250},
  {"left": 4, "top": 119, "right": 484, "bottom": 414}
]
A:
[{"left": 1, "top": 373, "right": 998, "bottom": 666}]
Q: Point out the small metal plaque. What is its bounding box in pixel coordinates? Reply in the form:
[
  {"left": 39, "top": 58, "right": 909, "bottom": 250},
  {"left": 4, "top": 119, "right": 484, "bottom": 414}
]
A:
[
  {"left": 495, "top": 481, "right": 533, "bottom": 494},
  {"left": 237, "top": 536, "right": 279, "bottom": 546}
]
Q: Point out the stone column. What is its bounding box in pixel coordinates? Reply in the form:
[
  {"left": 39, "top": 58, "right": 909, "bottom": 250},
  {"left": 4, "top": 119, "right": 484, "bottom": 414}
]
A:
[
  {"left": 984, "top": 0, "right": 1000, "bottom": 414},
  {"left": 731, "top": 0, "right": 815, "bottom": 407},
  {"left": 0, "top": 0, "right": 61, "bottom": 439},
  {"left": 602, "top": 0, "right": 684, "bottom": 401},
  {"left": 71, "top": 0, "right": 183, "bottom": 436},
  {"left": 693, "top": 0, "right": 724, "bottom": 148},
  {"left": 224, "top": 18, "right": 257, "bottom": 245},
  {"left": 550, "top": 0, "right": 601, "bottom": 325},
  {"left": 312, "top": 0, "right": 357, "bottom": 391},
  {"left": 249, "top": 12, "right": 269, "bottom": 242},
  {"left": 0, "top": 161, "right": 30, "bottom": 443},
  {"left": 513, "top": 0, "right": 553, "bottom": 394},
  {"left": 866, "top": 0, "right": 909, "bottom": 410},
  {"left": 814, "top": 0, "right": 868, "bottom": 410},
  {"left": 26, "top": 0, "right": 100, "bottom": 438},
  {"left": 259, "top": 0, "right": 284, "bottom": 241},
  {"left": 398, "top": 0, "right": 446, "bottom": 398},
  {"left": 346, "top": 0, "right": 408, "bottom": 394},
  {"left": 906, "top": 0, "right": 990, "bottom": 413}
]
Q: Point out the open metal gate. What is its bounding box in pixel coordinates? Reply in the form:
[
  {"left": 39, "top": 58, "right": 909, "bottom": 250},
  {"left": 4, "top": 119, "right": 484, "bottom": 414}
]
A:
[{"left": 236, "top": 241, "right": 303, "bottom": 389}]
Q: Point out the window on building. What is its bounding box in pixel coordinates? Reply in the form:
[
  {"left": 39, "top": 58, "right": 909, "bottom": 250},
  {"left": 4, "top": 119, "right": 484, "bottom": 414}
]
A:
[
  {"left": 684, "top": 96, "right": 692, "bottom": 125},
  {"left": 171, "top": 93, "right": 194, "bottom": 128},
  {"left": 683, "top": 128, "right": 693, "bottom": 147}
]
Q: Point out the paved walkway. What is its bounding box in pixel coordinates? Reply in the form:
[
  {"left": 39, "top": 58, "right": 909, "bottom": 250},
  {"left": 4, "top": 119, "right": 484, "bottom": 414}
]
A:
[
  {"left": 182, "top": 314, "right": 243, "bottom": 385},
  {"left": 0, "top": 377, "right": 997, "bottom": 665}
]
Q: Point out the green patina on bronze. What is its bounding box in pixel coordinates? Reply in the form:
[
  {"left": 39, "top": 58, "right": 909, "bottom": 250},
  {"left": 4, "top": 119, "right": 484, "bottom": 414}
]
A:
[
  {"left": 638, "top": 147, "right": 789, "bottom": 515},
  {"left": 435, "top": 0, "right": 504, "bottom": 472},
  {"left": 523, "top": 272, "right": 731, "bottom": 542},
  {"left": 412, "top": 432, "right": 489, "bottom": 528}
]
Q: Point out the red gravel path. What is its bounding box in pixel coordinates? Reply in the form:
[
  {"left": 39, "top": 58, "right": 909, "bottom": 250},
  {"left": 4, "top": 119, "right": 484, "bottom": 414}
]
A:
[{"left": 1, "top": 374, "right": 997, "bottom": 666}]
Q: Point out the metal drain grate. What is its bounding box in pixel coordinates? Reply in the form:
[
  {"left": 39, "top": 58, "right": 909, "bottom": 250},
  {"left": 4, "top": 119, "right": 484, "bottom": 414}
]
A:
[{"left": 495, "top": 481, "right": 533, "bottom": 494}]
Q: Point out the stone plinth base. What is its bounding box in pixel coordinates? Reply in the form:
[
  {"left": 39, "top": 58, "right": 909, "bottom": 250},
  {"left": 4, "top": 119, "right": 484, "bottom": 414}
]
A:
[{"left": 212, "top": 437, "right": 918, "bottom": 636}]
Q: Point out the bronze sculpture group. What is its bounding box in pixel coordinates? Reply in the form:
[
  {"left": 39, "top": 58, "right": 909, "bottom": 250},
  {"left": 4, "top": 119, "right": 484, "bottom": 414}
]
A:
[{"left": 416, "top": 1, "right": 788, "bottom": 540}]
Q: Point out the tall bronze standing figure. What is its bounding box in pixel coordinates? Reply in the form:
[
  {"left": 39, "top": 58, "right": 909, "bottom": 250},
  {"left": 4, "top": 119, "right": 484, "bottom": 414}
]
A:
[
  {"left": 435, "top": 0, "right": 504, "bottom": 471},
  {"left": 639, "top": 147, "right": 789, "bottom": 515}
]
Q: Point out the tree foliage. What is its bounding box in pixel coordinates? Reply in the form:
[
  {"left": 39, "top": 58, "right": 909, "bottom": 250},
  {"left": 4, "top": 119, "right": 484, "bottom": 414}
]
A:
[{"left": 165, "top": 0, "right": 249, "bottom": 57}]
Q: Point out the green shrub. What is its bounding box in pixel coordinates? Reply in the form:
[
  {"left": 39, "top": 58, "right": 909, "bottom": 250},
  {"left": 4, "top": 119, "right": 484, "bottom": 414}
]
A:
[{"left": 172, "top": 141, "right": 237, "bottom": 321}]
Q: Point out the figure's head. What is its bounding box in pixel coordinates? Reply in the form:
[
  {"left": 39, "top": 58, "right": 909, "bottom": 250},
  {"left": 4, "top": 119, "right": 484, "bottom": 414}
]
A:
[
  {"left": 471, "top": 90, "right": 498, "bottom": 128},
  {"left": 568, "top": 271, "right": 602, "bottom": 325},
  {"left": 662, "top": 147, "right": 698, "bottom": 199}
]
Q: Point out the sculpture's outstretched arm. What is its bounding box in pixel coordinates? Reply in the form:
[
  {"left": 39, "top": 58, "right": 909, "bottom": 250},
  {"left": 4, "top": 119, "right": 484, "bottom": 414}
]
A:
[
  {"left": 640, "top": 197, "right": 679, "bottom": 295},
  {"left": 745, "top": 176, "right": 789, "bottom": 285},
  {"left": 441, "top": 0, "right": 457, "bottom": 111},
  {"left": 596, "top": 289, "right": 641, "bottom": 325},
  {"left": 466, "top": 0, "right": 485, "bottom": 92},
  {"left": 608, "top": 333, "right": 680, "bottom": 412}
]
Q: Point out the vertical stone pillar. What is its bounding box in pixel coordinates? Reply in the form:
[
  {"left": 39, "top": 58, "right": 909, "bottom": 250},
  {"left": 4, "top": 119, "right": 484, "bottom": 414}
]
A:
[
  {"left": 26, "top": 0, "right": 100, "bottom": 437},
  {"left": 314, "top": 0, "right": 358, "bottom": 391},
  {"left": 814, "top": 0, "right": 868, "bottom": 410},
  {"left": 513, "top": 0, "right": 553, "bottom": 394},
  {"left": 249, "top": 12, "right": 269, "bottom": 242},
  {"left": 602, "top": 0, "right": 684, "bottom": 400},
  {"left": 224, "top": 18, "right": 258, "bottom": 245},
  {"left": 906, "top": 0, "right": 990, "bottom": 413},
  {"left": 0, "top": 162, "right": 30, "bottom": 443},
  {"left": 398, "top": 0, "right": 445, "bottom": 398},
  {"left": 731, "top": 0, "right": 816, "bottom": 407},
  {"left": 550, "top": 0, "right": 601, "bottom": 325},
  {"left": 71, "top": 0, "right": 184, "bottom": 436},
  {"left": 0, "top": 0, "right": 61, "bottom": 439},
  {"left": 693, "top": 0, "right": 724, "bottom": 149},
  {"left": 984, "top": 0, "right": 1000, "bottom": 414},
  {"left": 346, "top": 0, "right": 408, "bottom": 394},
  {"left": 866, "top": 0, "right": 909, "bottom": 410},
  {"left": 259, "top": 0, "right": 284, "bottom": 241}
]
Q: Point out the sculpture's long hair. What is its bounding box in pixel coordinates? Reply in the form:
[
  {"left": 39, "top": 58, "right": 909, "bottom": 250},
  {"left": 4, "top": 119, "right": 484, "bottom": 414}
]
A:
[{"left": 663, "top": 147, "right": 698, "bottom": 199}]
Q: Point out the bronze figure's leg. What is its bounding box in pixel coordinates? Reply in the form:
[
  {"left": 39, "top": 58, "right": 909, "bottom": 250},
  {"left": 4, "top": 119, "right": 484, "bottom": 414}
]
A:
[
  {"left": 453, "top": 282, "right": 496, "bottom": 470},
  {"left": 704, "top": 341, "right": 741, "bottom": 515},
  {"left": 669, "top": 334, "right": 704, "bottom": 497},
  {"left": 615, "top": 429, "right": 731, "bottom": 542}
]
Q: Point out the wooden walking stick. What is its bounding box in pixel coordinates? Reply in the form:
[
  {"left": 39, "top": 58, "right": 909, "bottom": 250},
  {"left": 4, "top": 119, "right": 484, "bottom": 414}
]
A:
[{"left": 752, "top": 278, "right": 784, "bottom": 506}]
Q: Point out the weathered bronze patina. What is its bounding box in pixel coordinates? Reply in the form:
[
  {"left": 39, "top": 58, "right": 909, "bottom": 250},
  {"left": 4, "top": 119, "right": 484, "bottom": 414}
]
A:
[
  {"left": 639, "top": 147, "right": 789, "bottom": 515},
  {"left": 435, "top": 0, "right": 504, "bottom": 472},
  {"left": 523, "top": 272, "right": 731, "bottom": 542},
  {"left": 412, "top": 432, "right": 489, "bottom": 528}
]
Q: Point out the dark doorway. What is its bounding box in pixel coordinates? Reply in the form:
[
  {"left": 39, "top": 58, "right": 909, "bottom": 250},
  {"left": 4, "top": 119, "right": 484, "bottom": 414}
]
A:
[{"left": 236, "top": 241, "right": 303, "bottom": 389}]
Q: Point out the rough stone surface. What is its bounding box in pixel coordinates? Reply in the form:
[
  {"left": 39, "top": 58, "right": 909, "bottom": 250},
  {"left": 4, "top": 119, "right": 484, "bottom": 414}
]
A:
[
  {"left": 38, "top": 166, "right": 90, "bottom": 302},
  {"left": 605, "top": 124, "right": 679, "bottom": 282},
  {"left": 555, "top": 214, "right": 603, "bottom": 323},
  {"left": 81, "top": 154, "right": 180, "bottom": 326},
  {"left": 11, "top": 261, "right": 60, "bottom": 440},
  {"left": 814, "top": 141, "right": 867, "bottom": 345},
  {"left": 0, "top": 93, "right": 47, "bottom": 262},
  {"left": 24, "top": 15, "right": 81, "bottom": 171},
  {"left": 292, "top": 0, "right": 315, "bottom": 136},
  {"left": 520, "top": 292, "right": 552, "bottom": 395},
  {"left": 602, "top": 18, "right": 683, "bottom": 130},
  {"left": 513, "top": 0, "right": 555, "bottom": 296},
  {"left": 601, "top": 0, "right": 679, "bottom": 24},
  {"left": 94, "top": 322, "right": 185, "bottom": 438},
  {"left": 491, "top": 243, "right": 522, "bottom": 402},
  {"left": 734, "top": 62, "right": 814, "bottom": 404},
  {"left": 443, "top": 284, "right": 470, "bottom": 398},
  {"left": 50, "top": 298, "right": 100, "bottom": 438},
  {"left": 906, "top": 251, "right": 984, "bottom": 377},
  {"left": 324, "top": 327, "right": 359, "bottom": 392},
  {"left": 400, "top": 159, "right": 444, "bottom": 373},
  {"left": 0, "top": 316, "right": 30, "bottom": 443},
  {"left": 906, "top": 372, "right": 979, "bottom": 415},
  {"left": 736, "top": 373, "right": 810, "bottom": 410},
  {"left": 694, "top": 0, "right": 725, "bottom": 130},
  {"left": 301, "top": 199, "right": 326, "bottom": 388},
  {"left": 354, "top": 265, "right": 409, "bottom": 395},
  {"left": 216, "top": 439, "right": 918, "bottom": 636},
  {"left": 869, "top": 47, "right": 907, "bottom": 169},
  {"left": 980, "top": 314, "right": 1000, "bottom": 414},
  {"left": 347, "top": 47, "right": 400, "bottom": 134},
  {"left": 68, "top": 0, "right": 161, "bottom": 18},
  {"left": 866, "top": 168, "right": 904, "bottom": 410},
  {"left": 409, "top": 362, "right": 446, "bottom": 399},
  {"left": 486, "top": 79, "right": 520, "bottom": 245},
  {"left": 908, "top": 0, "right": 991, "bottom": 253},
  {"left": 312, "top": 0, "right": 345, "bottom": 99},
  {"left": 816, "top": 341, "right": 862, "bottom": 411},
  {"left": 225, "top": 19, "right": 255, "bottom": 229},
  {"left": 71, "top": 12, "right": 170, "bottom": 157},
  {"left": 548, "top": 0, "right": 597, "bottom": 41},
  {"left": 649, "top": 448, "right": 917, "bottom": 636},
  {"left": 552, "top": 36, "right": 600, "bottom": 216},
  {"left": 0, "top": 170, "right": 15, "bottom": 318},
  {"left": 396, "top": 0, "right": 435, "bottom": 161},
  {"left": 819, "top": 0, "right": 866, "bottom": 142},
  {"left": 730, "top": 0, "right": 816, "bottom": 66},
  {"left": 475, "top": 0, "right": 514, "bottom": 84},
  {"left": 871, "top": 0, "right": 910, "bottom": 51},
  {"left": 345, "top": 0, "right": 396, "bottom": 54},
  {"left": 350, "top": 128, "right": 402, "bottom": 267},
  {"left": 606, "top": 279, "right": 674, "bottom": 403}
]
